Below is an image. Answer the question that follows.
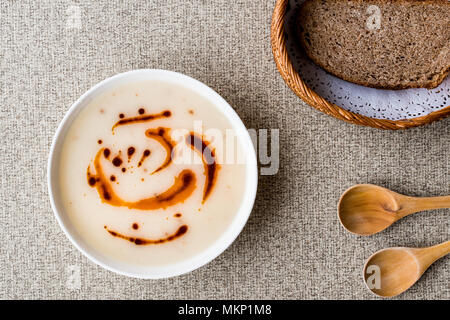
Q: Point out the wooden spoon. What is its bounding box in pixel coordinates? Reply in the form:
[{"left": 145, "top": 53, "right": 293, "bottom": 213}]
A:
[
  {"left": 363, "top": 241, "right": 450, "bottom": 297},
  {"left": 338, "top": 184, "right": 450, "bottom": 236}
]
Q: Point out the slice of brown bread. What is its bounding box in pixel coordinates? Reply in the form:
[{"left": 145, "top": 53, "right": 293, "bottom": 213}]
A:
[{"left": 297, "top": 0, "right": 450, "bottom": 89}]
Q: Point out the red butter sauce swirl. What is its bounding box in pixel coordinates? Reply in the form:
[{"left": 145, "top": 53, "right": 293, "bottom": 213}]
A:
[
  {"left": 87, "top": 148, "right": 196, "bottom": 210},
  {"left": 145, "top": 127, "right": 175, "bottom": 173},
  {"left": 104, "top": 225, "right": 188, "bottom": 245},
  {"left": 87, "top": 109, "right": 220, "bottom": 245},
  {"left": 112, "top": 110, "right": 172, "bottom": 132},
  {"left": 186, "top": 133, "right": 220, "bottom": 203}
]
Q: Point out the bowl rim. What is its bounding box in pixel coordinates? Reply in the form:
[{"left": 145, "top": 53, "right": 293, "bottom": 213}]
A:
[
  {"left": 47, "top": 69, "right": 258, "bottom": 279},
  {"left": 270, "top": 0, "right": 450, "bottom": 130}
]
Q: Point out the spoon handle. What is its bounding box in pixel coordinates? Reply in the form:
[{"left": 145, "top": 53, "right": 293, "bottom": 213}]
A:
[
  {"left": 431, "top": 240, "right": 450, "bottom": 258},
  {"left": 399, "top": 195, "right": 450, "bottom": 216},
  {"left": 418, "top": 241, "right": 450, "bottom": 269}
]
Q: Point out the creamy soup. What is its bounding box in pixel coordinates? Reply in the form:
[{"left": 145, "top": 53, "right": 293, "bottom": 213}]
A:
[{"left": 59, "top": 80, "right": 247, "bottom": 267}]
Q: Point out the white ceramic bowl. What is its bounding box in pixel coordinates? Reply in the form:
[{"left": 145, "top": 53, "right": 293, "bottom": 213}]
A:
[{"left": 48, "top": 69, "right": 258, "bottom": 279}]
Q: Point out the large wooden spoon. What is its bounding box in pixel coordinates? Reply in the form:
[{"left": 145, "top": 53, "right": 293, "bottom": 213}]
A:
[
  {"left": 338, "top": 184, "right": 450, "bottom": 236},
  {"left": 363, "top": 241, "right": 450, "bottom": 297}
]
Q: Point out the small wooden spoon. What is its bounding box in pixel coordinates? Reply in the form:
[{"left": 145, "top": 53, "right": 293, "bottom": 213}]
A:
[
  {"left": 363, "top": 241, "right": 450, "bottom": 297},
  {"left": 338, "top": 184, "right": 450, "bottom": 236}
]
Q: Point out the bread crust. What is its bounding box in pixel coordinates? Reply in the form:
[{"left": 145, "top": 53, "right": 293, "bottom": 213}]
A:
[{"left": 297, "top": 0, "right": 450, "bottom": 90}]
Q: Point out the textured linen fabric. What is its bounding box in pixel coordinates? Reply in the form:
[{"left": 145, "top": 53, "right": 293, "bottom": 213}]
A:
[{"left": 0, "top": 0, "right": 448, "bottom": 300}]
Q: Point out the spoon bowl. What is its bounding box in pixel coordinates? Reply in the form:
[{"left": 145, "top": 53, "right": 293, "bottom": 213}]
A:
[
  {"left": 363, "top": 248, "right": 420, "bottom": 297},
  {"left": 338, "top": 184, "right": 400, "bottom": 235}
]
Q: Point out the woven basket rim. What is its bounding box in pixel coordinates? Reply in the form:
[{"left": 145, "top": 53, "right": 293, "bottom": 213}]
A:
[{"left": 270, "top": 0, "right": 450, "bottom": 130}]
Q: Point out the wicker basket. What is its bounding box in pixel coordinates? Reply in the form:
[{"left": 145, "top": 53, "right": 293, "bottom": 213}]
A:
[{"left": 270, "top": 0, "right": 450, "bottom": 130}]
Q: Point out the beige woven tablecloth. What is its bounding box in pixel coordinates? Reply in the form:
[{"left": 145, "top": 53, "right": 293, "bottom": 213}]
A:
[{"left": 0, "top": 0, "right": 448, "bottom": 300}]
